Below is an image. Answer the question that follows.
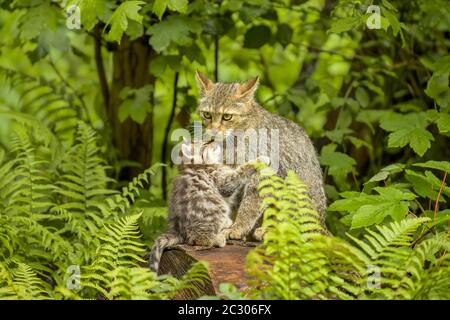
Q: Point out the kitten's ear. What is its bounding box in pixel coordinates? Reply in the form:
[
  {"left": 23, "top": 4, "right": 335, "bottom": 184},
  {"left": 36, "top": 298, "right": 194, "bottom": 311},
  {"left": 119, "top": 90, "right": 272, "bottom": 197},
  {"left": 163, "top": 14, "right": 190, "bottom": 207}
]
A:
[
  {"left": 181, "top": 139, "right": 192, "bottom": 158},
  {"left": 210, "top": 143, "right": 222, "bottom": 157},
  {"left": 195, "top": 70, "right": 214, "bottom": 96},
  {"left": 205, "top": 143, "right": 222, "bottom": 164},
  {"left": 236, "top": 76, "right": 259, "bottom": 100}
]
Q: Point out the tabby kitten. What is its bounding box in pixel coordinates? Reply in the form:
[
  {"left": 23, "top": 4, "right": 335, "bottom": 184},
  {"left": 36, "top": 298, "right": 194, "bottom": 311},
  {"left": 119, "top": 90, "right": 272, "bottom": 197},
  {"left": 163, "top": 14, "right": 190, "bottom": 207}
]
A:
[{"left": 149, "top": 139, "right": 255, "bottom": 273}]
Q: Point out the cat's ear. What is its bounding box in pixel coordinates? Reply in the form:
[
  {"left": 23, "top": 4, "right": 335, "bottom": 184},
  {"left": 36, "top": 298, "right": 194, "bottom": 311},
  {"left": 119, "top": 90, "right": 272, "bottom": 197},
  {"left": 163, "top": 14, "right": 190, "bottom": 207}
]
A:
[
  {"left": 236, "top": 76, "right": 259, "bottom": 100},
  {"left": 195, "top": 70, "right": 214, "bottom": 96}
]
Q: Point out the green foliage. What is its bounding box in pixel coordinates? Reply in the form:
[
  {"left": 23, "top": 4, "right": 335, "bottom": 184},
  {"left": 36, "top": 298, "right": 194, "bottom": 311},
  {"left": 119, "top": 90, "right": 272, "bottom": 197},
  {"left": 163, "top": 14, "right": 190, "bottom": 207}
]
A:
[
  {"left": 0, "top": 120, "right": 205, "bottom": 300},
  {"left": 118, "top": 85, "right": 153, "bottom": 124},
  {"left": 78, "top": 0, "right": 113, "bottom": 31},
  {"left": 152, "top": 0, "right": 189, "bottom": 20},
  {"left": 79, "top": 213, "right": 209, "bottom": 300},
  {"left": 104, "top": 1, "right": 146, "bottom": 43},
  {"left": 0, "top": 262, "right": 49, "bottom": 299},
  {"left": 245, "top": 169, "right": 450, "bottom": 300},
  {"left": 380, "top": 113, "right": 434, "bottom": 157},
  {"left": 0, "top": 66, "right": 84, "bottom": 145},
  {"left": 244, "top": 25, "right": 272, "bottom": 49},
  {"left": 329, "top": 186, "right": 416, "bottom": 229},
  {"left": 0, "top": 0, "right": 448, "bottom": 300},
  {"left": 320, "top": 143, "right": 356, "bottom": 190},
  {"left": 147, "top": 16, "right": 202, "bottom": 52}
]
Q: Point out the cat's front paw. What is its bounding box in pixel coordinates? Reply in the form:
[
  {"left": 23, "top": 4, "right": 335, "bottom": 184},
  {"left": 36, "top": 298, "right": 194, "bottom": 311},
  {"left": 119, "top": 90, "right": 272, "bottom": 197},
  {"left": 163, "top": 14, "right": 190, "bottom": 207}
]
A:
[
  {"left": 223, "top": 227, "right": 245, "bottom": 240},
  {"left": 222, "top": 228, "right": 231, "bottom": 239},
  {"left": 252, "top": 227, "right": 266, "bottom": 241}
]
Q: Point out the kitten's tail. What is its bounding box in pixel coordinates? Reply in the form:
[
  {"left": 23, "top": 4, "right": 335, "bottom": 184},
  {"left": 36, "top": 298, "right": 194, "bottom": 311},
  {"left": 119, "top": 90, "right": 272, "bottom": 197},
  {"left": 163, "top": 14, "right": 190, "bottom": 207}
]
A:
[{"left": 149, "top": 233, "right": 182, "bottom": 273}]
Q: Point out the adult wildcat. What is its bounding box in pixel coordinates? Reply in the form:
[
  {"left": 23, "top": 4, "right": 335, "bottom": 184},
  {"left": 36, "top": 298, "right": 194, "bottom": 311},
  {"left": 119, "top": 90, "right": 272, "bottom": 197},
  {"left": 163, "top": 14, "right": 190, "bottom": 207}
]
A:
[{"left": 195, "top": 71, "right": 327, "bottom": 241}]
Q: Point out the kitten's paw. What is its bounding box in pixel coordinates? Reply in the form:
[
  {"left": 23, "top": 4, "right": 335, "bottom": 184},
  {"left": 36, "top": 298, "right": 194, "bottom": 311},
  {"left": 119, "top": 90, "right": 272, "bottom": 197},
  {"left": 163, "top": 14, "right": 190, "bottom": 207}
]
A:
[
  {"left": 223, "top": 227, "right": 245, "bottom": 240},
  {"left": 257, "top": 155, "right": 271, "bottom": 165},
  {"left": 247, "top": 156, "right": 270, "bottom": 166},
  {"left": 215, "top": 234, "right": 227, "bottom": 247},
  {"left": 222, "top": 228, "right": 231, "bottom": 239},
  {"left": 252, "top": 227, "right": 266, "bottom": 241}
]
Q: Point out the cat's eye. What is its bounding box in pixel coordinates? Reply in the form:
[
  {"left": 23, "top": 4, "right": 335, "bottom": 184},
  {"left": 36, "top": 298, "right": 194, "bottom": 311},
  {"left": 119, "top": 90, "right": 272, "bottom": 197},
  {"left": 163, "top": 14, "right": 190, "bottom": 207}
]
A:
[
  {"left": 222, "top": 114, "right": 233, "bottom": 121},
  {"left": 201, "top": 112, "right": 212, "bottom": 120}
]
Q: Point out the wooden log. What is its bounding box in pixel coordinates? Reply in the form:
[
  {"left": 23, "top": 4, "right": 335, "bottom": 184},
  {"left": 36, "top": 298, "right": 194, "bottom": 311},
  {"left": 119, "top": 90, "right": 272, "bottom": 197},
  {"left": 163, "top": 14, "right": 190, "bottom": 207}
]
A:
[{"left": 156, "top": 240, "right": 259, "bottom": 300}]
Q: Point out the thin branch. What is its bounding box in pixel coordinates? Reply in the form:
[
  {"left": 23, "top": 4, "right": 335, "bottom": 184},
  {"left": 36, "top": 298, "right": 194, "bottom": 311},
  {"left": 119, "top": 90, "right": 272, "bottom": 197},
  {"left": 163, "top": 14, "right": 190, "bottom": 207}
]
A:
[
  {"left": 214, "top": 0, "right": 221, "bottom": 82},
  {"left": 86, "top": 30, "right": 109, "bottom": 47},
  {"left": 161, "top": 72, "right": 179, "bottom": 200},
  {"left": 433, "top": 171, "right": 447, "bottom": 223},
  {"left": 93, "top": 24, "right": 110, "bottom": 108},
  {"left": 411, "top": 224, "right": 433, "bottom": 248},
  {"left": 214, "top": 34, "right": 219, "bottom": 82},
  {"left": 271, "top": 3, "right": 315, "bottom": 13},
  {"left": 259, "top": 52, "right": 276, "bottom": 99},
  {"left": 292, "top": 41, "right": 365, "bottom": 61},
  {"left": 414, "top": 199, "right": 426, "bottom": 215},
  {"left": 262, "top": 93, "right": 283, "bottom": 105},
  {"left": 428, "top": 184, "right": 434, "bottom": 211},
  {"left": 48, "top": 59, "right": 90, "bottom": 121}
]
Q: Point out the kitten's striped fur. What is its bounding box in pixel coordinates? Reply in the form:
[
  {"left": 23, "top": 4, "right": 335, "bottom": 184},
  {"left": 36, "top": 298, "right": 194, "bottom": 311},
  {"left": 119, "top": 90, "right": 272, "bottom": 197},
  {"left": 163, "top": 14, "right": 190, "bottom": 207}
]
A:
[{"left": 149, "top": 140, "right": 255, "bottom": 273}]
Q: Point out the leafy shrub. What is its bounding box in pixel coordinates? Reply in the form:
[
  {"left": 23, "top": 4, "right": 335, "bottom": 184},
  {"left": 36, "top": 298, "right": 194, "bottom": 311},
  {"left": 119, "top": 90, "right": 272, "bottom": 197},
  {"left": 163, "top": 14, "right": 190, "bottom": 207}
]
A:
[
  {"left": 0, "top": 0, "right": 448, "bottom": 301},
  {"left": 244, "top": 167, "right": 450, "bottom": 300},
  {"left": 0, "top": 121, "right": 208, "bottom": 300}
]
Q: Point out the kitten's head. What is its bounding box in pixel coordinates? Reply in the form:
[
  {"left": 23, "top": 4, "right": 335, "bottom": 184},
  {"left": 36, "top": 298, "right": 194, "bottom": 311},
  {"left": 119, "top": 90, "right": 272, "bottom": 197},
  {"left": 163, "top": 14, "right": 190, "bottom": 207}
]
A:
[
  {"left": 195, "top": 71, "right": 259, "bottom": 140},
  {"left": 180, "top": 138, "right": 222, "bottom": 165}
]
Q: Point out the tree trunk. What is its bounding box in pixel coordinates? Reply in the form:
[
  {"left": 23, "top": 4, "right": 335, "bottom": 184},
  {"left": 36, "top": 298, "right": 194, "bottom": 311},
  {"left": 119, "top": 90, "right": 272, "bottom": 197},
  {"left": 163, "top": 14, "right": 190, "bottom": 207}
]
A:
[{"left": 107, "top": 36, "right": 156, "bottom": 180}]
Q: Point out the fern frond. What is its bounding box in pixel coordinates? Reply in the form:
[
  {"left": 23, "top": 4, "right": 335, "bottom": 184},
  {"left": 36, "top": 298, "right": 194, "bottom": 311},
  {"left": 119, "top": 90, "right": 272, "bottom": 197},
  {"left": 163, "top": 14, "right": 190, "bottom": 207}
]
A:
[
  {"left": 347, "top": 217, "right": 432, "bottom": 298},
  {"left": 80, "top": 212, "right": 209, "bottom": 300},
  {"left": 56, "top": 122, "right": 116, "bottom": 213},
  {"left": 247, "top": 168, "right": 358, "bottom": 300},
  {"left": 0, "top": 121, "right": 199, "bottom": 300},
  {"left": 172, "top": 261, "right": 211, "bottom": 297},
  {"left": 2, "top": 125, "right": 54, "bottom": 215},
  {"left": 102, "top": 261, "right": 209, "bottom": 300},
  {"left": 106, "top": 267, "right": 159, "bottom": 299},
  {"left": 51, "top": 122, "right": 117, "bottom": 249},
  {"left": 247, "top": 168, "right": 450, "bottom": 300},
  {"left": 104, "top": 163, "right": 165, "bottom": 214},
  {"left": 397, "top": 235, "right": 450, "bottom": 299},
  {"left": 81, "top": 213, "right": 146, "bottom": 296},
  {"left": 11, "top": 216, "right": 75, "bottom": 261},
  {"left": 0, "top": 66, "right": 85, "bottom": 143},
  {"left": 0, "top": 210, "right": 14, "bottom": 260},
  {"left": 0, "top": 262, "right": 49, "bottom": 299}
]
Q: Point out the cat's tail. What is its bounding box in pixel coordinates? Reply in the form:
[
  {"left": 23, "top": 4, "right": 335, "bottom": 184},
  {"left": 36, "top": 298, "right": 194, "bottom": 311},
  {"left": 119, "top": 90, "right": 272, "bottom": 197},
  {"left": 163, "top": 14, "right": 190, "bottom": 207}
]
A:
[{"left": 149, "top": 232, "right": 182, "bottom": 273}]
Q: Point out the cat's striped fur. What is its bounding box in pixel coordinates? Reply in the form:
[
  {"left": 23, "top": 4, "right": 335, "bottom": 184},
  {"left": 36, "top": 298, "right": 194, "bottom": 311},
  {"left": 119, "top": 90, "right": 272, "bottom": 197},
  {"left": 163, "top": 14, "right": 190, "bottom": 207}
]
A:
[{"left": 195, "top": 71, "right": 327, "bottom": 241}]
